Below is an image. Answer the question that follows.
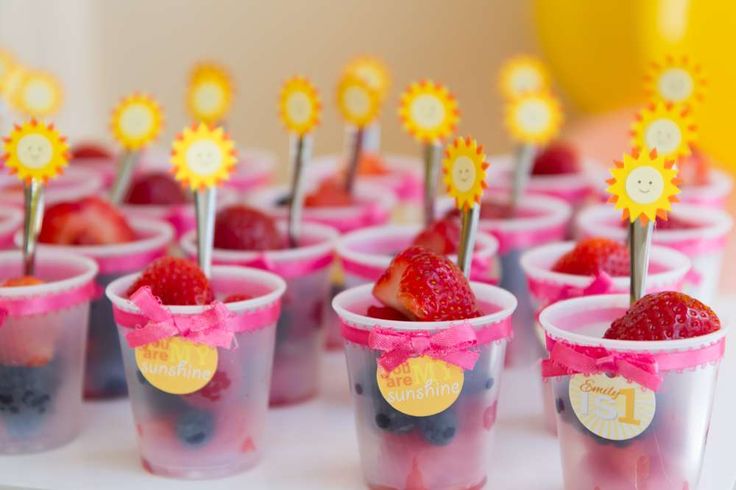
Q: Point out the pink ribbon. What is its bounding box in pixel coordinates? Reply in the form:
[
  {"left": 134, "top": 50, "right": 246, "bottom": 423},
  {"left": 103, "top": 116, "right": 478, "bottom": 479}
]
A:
[
  {"left": 114, "top": 286, "right": 281, "bottom": 349},
  {"left": 0, "top": 281, "right": 97, "bottom": 326},
  {"left": 528, "top": 271, "right": 614, "bottom": 308},
  {"left": 218, "top": 252, "right": 333, "bottom": 279},
  {"left": 489, "top": 224, "right": 567, "bottom": 255}
]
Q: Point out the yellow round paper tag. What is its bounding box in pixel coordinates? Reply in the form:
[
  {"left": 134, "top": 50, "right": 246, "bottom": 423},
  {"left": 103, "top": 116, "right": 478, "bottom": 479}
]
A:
[
  {"left": 631, "top": 102, "right": 695, "bottom": 161},
  {"left": 376, "top": 356, "right": 464, "bottom": 417},
  {"left": 13, "top": 70, "right": 62, "bottom": 118},
  {"left": 443, "top": 136, "right": 488, "bottom": 211},
  {"left": 505, "top": 92, "right": 562, "bottom": 145},
  {"left": 398, "top": 80, "right": 459, "bottom": 143},
  {"left": 170, "top": 122, "right": 237, "bottom": 190},
  {"left": 110, "top": 93, "right": 163, "bottom": 150},
  {"left": 278, "top": 76, "right": 321, "bottom": 135},
  {"left": 645, "top": 55, "right": 705, "bottom": 107},
  {"left": 135, "top": 337, "right": 218, "bottom": 394},
  {"left": 187, "top": 62, "right": 233, "bottom": 124},
  {"left": 569, "top": 374, "right": 656, "bottom": 441},
  {"left": 2, "top": 120, "right": 69, "bottom": 182},
  {"left": 336, "top": 75, "right": 380, "bottom": 128},
  {"left": 498, "top": 55, "right": 549, "bottom": 99}
]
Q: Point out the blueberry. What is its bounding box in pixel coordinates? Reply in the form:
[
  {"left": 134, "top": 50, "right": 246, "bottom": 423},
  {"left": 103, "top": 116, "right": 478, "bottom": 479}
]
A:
[
  {"left": 418, "top": 408, "right": 457, "bottom": 446},
  {"left": 354, "top": 383, "right": 363, "bottom": 395},
  {"left": 135, "top": 370, "right": 183, "bottom": 415},
  {"left": 374, "top": 407, "right": 416, "bottom": 434},
  {"left": 175, "top": 408, "right": 215, "bottom": 447},
  {"left": 555, "top": 397, "right": 565, "bottom": 414},
  {"left": 275, "top": 307, "right": 292, "bottom": 344},
  {"left": 0, "top": 362, "right": 58, "bottom": 436}
]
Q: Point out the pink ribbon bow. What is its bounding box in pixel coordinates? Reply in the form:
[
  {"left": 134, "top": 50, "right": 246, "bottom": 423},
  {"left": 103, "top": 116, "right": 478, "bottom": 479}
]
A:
[
  {"left": 530, "top": 271, "right": 614, "bottom": 317},
  {"left": 368, "top": 322, "right": 479, "bottom": 373},
  {"left": 124, "top": 287, "right": 236, "bottom": 349},
  {"left": 542, "top": 341, "right": 662, "bottom": 391}
]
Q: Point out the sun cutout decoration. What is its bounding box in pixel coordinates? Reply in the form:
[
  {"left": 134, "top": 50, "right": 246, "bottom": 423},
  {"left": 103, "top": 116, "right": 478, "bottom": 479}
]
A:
[
  {"left": 399, "top": 80, "right": 459, "bottom": 143},
  {"left": 2, "top": 120, "right": 69, "bottom": 182},
  {"left": 110, "top": 93, "right": 164, "bottom": 150},
  {"left": 630, "top": 102, "right": 696, "bottom": 161},
  {"left": 170, "top": 123, "right": 237, "bottom": 190},
  {"left": 499, "top": 55, "right": 549, "bottom": 99},
  {"left": 13, "top": 70, "right": 63, "bottom": 118},
  {"left": 343, "top": 56, "right": 390, "bottom": 101},
  {"left": 505, "top": 92, "right": 562, "bottom": 145},
  {"left": 278, "top": 76, "right": 321, "bottom": 136},
  {"left": 336, "top": 74, "right": 380, "bottom": 128},
  {"left": 186, "top": 62, "right": 234, "bottom": 124},
  {"left": 0, "top": 50, "right": 16, "bottom": 96},
  {"left": 443, "top": 136, "right": 489, "bottom": 211},
  {"left": 644, "top": 55, "right": 705, "bottom": 107},
  {"left": 607, "top": 149, "right": 681, "bottom": 225}
]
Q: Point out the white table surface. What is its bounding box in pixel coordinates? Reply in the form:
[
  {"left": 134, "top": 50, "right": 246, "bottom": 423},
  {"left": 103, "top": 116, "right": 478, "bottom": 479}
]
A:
[{"left": 1, "top": 297, "right": 735, "bottom": 490}]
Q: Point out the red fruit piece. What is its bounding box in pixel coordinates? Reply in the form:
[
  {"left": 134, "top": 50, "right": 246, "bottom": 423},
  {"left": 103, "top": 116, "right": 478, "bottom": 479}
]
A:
[
  {"left": 373, "top": 246, "right": 480, "bottom": 321},
  {"left": 355, "top": 152, "right": 388, "bottom": 176},
  {"left": 552, "top": 237, "right": 630, "bottom": 277},
  {"left": 197, "top": 371, "right": 231, "bottom": 402},
  {"left": 304, "top": 177, "right": 356, "bottom": 207},
  {"left": 224, "top": 293, "right": 253, "bottom": 303},
  {"left": 39, "top": 196, "right": 136, "bottom": 245},
  {"left": 127, "top": 257, "right": 214, "bottom": 306},
  {"left": 125, "top": 172, "right": 189, "bottom": 205},
  {"left": 604, "top": 291, "right": 720, "bottom": 341},
  {"left": 411, "top": 217, "right": 460, "bottom": 255},
  {"left": 214, "top": 205, "right": 285, "bottom": 251},
  {"left": 479, "top": 201, "right": 513, "bottom": 219},
  {"left": 1, "top": 276, "right": 45, "bottom": 287},
  {"left": 654, "top": 215, "right": 700, "bottom": 230},
  {"left": 532, "top": 141, "right": 579, "bottom": 175},
  {"left": 405, "top": 457, "right": 427, "bottom": 490},
  {"left": 366, "top": 305, "right": 410, "bottom": 321},
  {"left": 71, "top": 142, "right": 112, "bottom": 160}
]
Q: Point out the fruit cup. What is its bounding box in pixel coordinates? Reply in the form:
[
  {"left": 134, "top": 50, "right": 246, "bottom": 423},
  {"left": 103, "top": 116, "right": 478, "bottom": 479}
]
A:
[
  {"left": 180, "top": 222, "right": 339, "bottom": 405},
  {"left": 539, "top": 294, "right": 727, "bottom": 490},
  {"left": 223, "top": 148, "right": 277, "bottom": 194},
  {"left": 31, "top": 217, "right": 174, "bottom": 399},
  {"left": 0, "top": 250, "right": 98, "bottom": 453},
  {"left": 328, "top": 224, "right": 500, "bottom": 349},
  {"left": 521, "top": 241, "right": 692, "bottom": 434},
  {"left": 577, "top": 204, "right": 733, "bottom": 303},
  {"left": 0, "top": 207, "right": 21, "bottom": 249},
  {"left": 333, "top": 283, "right": 517, "bottom": 490},
  {"left": 0, "top": 166, "right": 103, "bottom": 208},
  {"left": 106, "top": 265, "right": 286, "bottom": 479}
]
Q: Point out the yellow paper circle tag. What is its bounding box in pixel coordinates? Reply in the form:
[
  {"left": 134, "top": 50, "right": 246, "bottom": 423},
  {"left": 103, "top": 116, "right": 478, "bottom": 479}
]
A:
[
  {"left": 336, "top": 75, "right": 380, "bottom": 127},
  {"left": 171, "top": 122, "right": 237, "bottom": 190},
  {"left": 398, "top": 80, "right": 459, "bottom": 143},
  {"left": 2, "top": 120, "right": 69, "bottom": 182},
  {"left": 631, "top": 102, "right": 696, "bottom": 161},
  {"left": 14, "top": 70, "right": 62, "bottom": 118},
  {"left": 278, "top": 76, "right": 321, "bottom": 135},
  {"left": 110, "top": 93, "right": 164, "bottom": 150},
  {"left": 135, "top": 337, "right": 218, "bottom": 395},
  {"left": 505, "top": 92, "right": 562, "bottom": 145},
  {"left": 569, "top": 374, "right": 656, "bottom": 441},
  {"left": 377, "top": 356, "right": 464, "bottom": 417},
  {"left": 443, "top": 136, "right": 489, "bottom": 211},
  {"left": 187, "top": 62, "right": 233, "bottom": 124}
]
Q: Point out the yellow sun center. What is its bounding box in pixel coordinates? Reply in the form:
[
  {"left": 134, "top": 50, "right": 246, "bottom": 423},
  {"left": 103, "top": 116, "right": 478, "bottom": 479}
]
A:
[
  {"left": 170, "top": 123, "right": 237, "bottom": 190},
  {"left": 279, "top": 76, "right": 321, "bottom": 136},
  {"left": 13, "top": 70, "right": 63, "bottom": 118},
  {"left": 645, "top": 55, "right": 705, "bottom": 107},
  {"left": 505, "top": 92, "right": 562, "bottom": 145},
  {"left": 498, "top": 55, "right": 549, "bottom": 99},
  {"left": 630, "top": 102, "right": 696, "bottom": 161},
  {"left": 187, "top": 63, "right": 233, "bottom": 124},
  {"left": 443, "top": 136, "right": 489, "bottom": 211},
  {"left": 336, "top": 74, "right": 380, "bottom": 128},
  {"left": 110, "top": 93, "right": 164, "bottom": 150},
  {"left": 2, "top": 120, "right": 69, "bottom": 182},
  {"left": 399, "top": 80, "right": 459, "bottom": 143},
  {"left": 343, "top": 56, "right": 390, "bottom": 101}
]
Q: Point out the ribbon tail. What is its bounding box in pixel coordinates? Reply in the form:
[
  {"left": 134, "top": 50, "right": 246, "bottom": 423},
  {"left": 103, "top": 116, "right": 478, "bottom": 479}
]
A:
[
  {"left": 437, "top": 350, "right": 479, "bottom": 371},
  {"left": 617, "top": 361, "right": 662, "bottom": 392}
]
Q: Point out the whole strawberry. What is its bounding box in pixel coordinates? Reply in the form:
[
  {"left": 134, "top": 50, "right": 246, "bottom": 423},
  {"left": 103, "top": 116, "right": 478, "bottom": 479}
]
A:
[
  {"left": 39, "top": 196, "right": 136, "bottom": 245},
  {"left": 213, "top": 205, "right": 285, "bottom": 251},
  {"left": 127, "top": 257, "right": 214, "bottom": 306},
  {"left": 552, "top": 237, "right": 630, "bottom": 277},
  {"left": 604, "top": 291, "right": 720, "bottom": 341},
  {"left": 125, "top": 172, "right": 189, "bottom": 205},
  {"left": 373, "top": 246, "right": 480, "bottom": 321},
  {"left": 532, "top": 142, "right": 579, "bottom": 175}
]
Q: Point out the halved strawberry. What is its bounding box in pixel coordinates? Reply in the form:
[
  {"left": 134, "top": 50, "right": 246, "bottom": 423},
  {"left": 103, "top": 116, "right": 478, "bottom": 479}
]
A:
[
  {"left": 532, "top": 141, "right": 579, "bottom": 175},
  {"left": 0, "top": 276, "right": 54, "bottom": 366},
  {"left": 127, "top": 257, "right": 214, "bottom": 306},
  {"left": 39, "top": 196, "right": 136, "bottom": 245},
  {"left": 373, "top": 246, "right": 480, "bottom": 321},
  {"left": 71, "top": 142, "right": 113, "bottom": 160},
  {"left": 224, "top": 293, "right": 253, "bottom": 303},
  {"left": 552, "top": 237, "right": 630, "bottom": 277},
  {"left": 304, "top": 177, "right": 356, "bottom": 207},
  {"left": 366, "top": 305, "right": 410, "bottom": 321},
  {"left": 125, "top": 172, "right": 189, "bottom": 205},
  {"left": 411, "top": 217, "right": 460, "bottom": 254},
  {"left": 213, "top": 205, "right": 285, "bottom": 251}
]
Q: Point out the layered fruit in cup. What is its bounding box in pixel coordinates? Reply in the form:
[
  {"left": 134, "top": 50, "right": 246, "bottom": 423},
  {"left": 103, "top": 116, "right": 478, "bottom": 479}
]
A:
[
  {"left": 540, "top": 293, "right": 726, "bottom": 489},
  {"left": 106, "top": 259, "right": 286, "bottom": 479},
  {"left": 333, "top": 247, "right": 517, "bottom": 490},
  {"left": 0, "top": 251, "right": 98, "bottom": 453}
]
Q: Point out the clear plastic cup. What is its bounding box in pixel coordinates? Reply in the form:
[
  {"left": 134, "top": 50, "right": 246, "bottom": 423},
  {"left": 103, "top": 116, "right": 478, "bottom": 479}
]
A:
[
  {"left": 577, "top": 204, "right": 733, "bottom": 303},
  {"left": 31, "top": 217, "right": 174, "bottom": 399},
  {"left": 326, "top": 224, "right": 501, "bottom": 349},
  {"left": 0, "top": 166, "right": 103, "bottom": 208},
  {"left": 540, "top": 294, "right": 727, "bottom": 490},
  {"left": 521, "top": 242, "right": 692, "bottom": 434},
  {"left": 0, "top": 207, "right": 21, "bottom": 249},
  {"left": 180, "top": 222, "right": 339, "bottom": 406},
  {"left": 333, "top": 283, "right": 517, "bottom": 490},
  {"left": 106, "top": 266, "right": 286, "bottom": 479},
  {"left": 0, "top": 250, "right": 98, "bottom": 453}
]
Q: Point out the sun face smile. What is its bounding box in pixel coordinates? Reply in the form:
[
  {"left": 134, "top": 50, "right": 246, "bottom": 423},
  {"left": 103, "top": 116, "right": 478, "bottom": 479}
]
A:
[
  {"left": 3, "top": 120, "right": 69, "bottom": 182},
  {"left": 170, "top": 123, "right": 237, "bottom": 190},
  {"left": 631, "top": 102, "right": 696, "bottom": 161},
  {"left": 110, "top": 93, "right": 163, "bottom": 150},
  {"left": 443, "top": 136, "right": 489, "bottom": 211},
  {"left": 505, "top": 91, "right": 562, "bottom": 145},
  {"left": 399, "top": 80, "right": 459, "bottom": 143}
]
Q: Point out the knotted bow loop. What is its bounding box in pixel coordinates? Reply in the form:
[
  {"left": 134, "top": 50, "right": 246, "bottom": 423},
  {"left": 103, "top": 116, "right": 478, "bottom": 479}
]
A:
[
  {"left": 124, "top": 287, "right": 236, "bottom": 349},
  {"left": 542, "top": 341, "right": 661, "bottom": 391},
  {"left": 531, "top": 270, "right": 614, "bottom": 307},
  {"left": 368, "top": 322, "right": 480, "bottom": 373}
]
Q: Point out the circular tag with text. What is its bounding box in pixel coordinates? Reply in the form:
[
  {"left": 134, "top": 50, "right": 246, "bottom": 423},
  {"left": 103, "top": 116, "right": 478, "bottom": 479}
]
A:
[{"left": 135, "top": 337, "right": 218, "bottom": 394}]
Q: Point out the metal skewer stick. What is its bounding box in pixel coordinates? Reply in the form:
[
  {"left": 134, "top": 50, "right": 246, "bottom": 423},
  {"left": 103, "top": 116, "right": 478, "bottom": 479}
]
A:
[
  {"left": 423, "top": 142, "right": 442, "bottom": 226},
  {"left": 510, "top": 143, "right": 536, "bottom": 213},
  {"left": 344, "top": 127, "right": 364, "bottom": 194},
  {"left": 457, "top": 204, "right": 480, "bottom": 278},
  {"left": 110, "top": 151, "right": 140, "bottom": 205},
  {"left": 22, "top": 179, "right": 44, "bottom": 276},
  {"left": 629, "top": 220, "right": 654, "bottom": 304},
  {"left": 287, "top": 134, "right": 311, "bottom": 248},
  {"left": 194, "top": 187, "right": 216, "bottom": 278}
]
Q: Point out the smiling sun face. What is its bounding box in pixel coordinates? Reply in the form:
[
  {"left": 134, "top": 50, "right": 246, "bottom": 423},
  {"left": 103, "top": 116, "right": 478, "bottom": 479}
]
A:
[
  {"left": 3, "top": 120, "right": 69, "bottom": 182},
  {"left": 110, "top": 93, "right": 163, "bottom": 150},
  {"left": 187, "top": 62, "right": 234, "bottom": 124},
  {"left": 631, "top": 102, "right": 696, "bottom": 161},
  {"left": 607, "top": 150, "right": 681, "bottom": 224},
  {"left": 399, "top": 80, "right": 459, "bottom": 143},
  {"left": 644, "top": 55, "right": 705, "bottom": 107},
  {"left": 170, "top": 123, "right": 237, "bottom": 190},
  {"left": 443, "top": 136, "right": 489, "bottom": 211}
]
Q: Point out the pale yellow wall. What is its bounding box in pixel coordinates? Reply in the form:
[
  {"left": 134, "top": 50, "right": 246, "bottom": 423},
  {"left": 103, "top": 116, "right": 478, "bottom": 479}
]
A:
[{"left": 0, "top": 0, "right": 537, "bottom": 175}]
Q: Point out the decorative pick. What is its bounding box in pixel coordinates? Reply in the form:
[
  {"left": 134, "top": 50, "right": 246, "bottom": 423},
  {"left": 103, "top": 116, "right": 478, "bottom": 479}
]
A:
[
  {"left": 443, "top": 136, "right": 489, "bottom": 278},
  {"left": 498, "top": 55, "right": 550, "bottom": 100},
  {"left": 109, "top": 93, "right": 164, "bottom": 204},
  {"left": 644, "top": 54, "right": 706, "bottom": 108},
  {"left": 2, "top": 120, "right": 69, "bottom": 274},
  {"left": 343, "top": 55, "right": 391, "bottom": 153},
  {"left": 504, "top": 91, "right": 562, "bottom": 211},
  {"left": 186, "top": 62, "right": 234, "bottom": 126},
  {"left": 170, "top": 123, "right": 237, "bottom": 277},
  {"left": 336, "top": 74, "right": 380, "bottom": 193},
  {"left": 399, "top": 80, "right": 459, "bottom": 226},
  {"left": 606, "top": 149, "right": 681, "bottom": 303},
  {"left": 278, "top": 76, "right": 321, "bottom": 248},
  {"left": 630, "top": 101, "right": 697, "bottom": 163},
  {"left": 12, "top": 70, "right": 62, "bottom": 119}
]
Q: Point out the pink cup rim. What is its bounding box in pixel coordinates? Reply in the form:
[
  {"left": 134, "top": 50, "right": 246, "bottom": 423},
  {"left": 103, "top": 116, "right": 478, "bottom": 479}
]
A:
[
  {"left": 485, "top": 152, "right": 598, "bottom": 191},
  {"left": 333, "top": 282, "right": 517, "bottom": 332},
  {"left": 520, "top": 241, "right": 691, "bottom": 290},
  {"left": 106, "top": 265, "right": 286, "bottom": 315},
  {"left": 577, "top": 204, "right": 733, "bottom": 244},
  {"left": 336, "top": 224, "right": 499, "bottom": 272},
  {"left": 0, "top": 250, "right": 98, "bottom": 297},
  {"left": 0, "top": 166, "right": 103, "bottom": 204},
  {"left": 19, "top": 216, "right": 174, "bottom": 259},
  {"left": 0, "top": 207, "right": 22, "bottom": 236},
  {"left": 539, "top": 294, "right": 728, "bottom": 352},
  {"left": 180, "top": 221, "right": 338, "bottom": 265}
]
